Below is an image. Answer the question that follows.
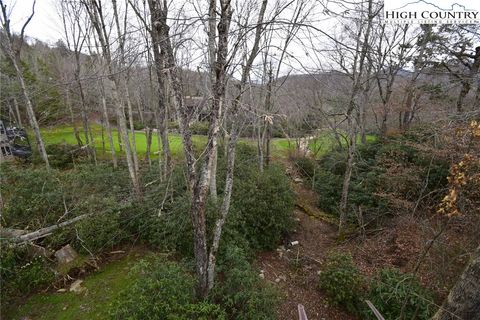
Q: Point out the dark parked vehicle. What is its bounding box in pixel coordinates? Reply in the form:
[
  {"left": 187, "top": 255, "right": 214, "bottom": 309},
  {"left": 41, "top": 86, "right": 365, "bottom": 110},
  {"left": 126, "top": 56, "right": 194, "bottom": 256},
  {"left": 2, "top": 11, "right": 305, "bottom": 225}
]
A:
[{"left": 0, "top": 120, "right": 32, "bottom": 159}]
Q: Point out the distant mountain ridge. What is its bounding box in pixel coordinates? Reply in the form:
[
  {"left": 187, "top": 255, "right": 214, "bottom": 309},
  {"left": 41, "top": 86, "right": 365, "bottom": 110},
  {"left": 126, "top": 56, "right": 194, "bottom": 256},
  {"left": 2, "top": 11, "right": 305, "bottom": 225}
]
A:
[{"left": 392, "top": 0, "right": 476, "bottom": 12}]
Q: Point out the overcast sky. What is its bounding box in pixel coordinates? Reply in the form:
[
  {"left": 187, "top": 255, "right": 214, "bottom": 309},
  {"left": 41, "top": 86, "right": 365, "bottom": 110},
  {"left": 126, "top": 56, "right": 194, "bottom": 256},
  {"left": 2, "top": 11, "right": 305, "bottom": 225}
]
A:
[
  {"left": 3, "top": 0, "right": 416, "bottom": 77},
  {"left": 5, "top": 0, "right": 61, "bottom": 44}
]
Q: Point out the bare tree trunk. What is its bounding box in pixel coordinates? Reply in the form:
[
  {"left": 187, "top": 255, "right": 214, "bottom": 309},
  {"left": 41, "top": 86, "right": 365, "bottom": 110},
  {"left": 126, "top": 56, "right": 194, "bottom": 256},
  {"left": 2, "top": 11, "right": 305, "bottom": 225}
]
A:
[
  {"left": 338, "top": 0, "right": 373, "bottom": 238},
  {"left": 13, "top": 97, "right": 22, "bottom": 127},
  {"left": 145, "top": 127, "right": 152, "bottom": 166},
  {"left": 401, "top": 25, "right": 432, "bottom": 129},
  {"left": 0, "top": 1, "right": 49, "bottom": 169},
  {"left": 113, "top": 83, "right": 141, "bottom": 196},
  {"left": 208, "top": 0, "right": 218, "bottom": 202},
  {"left": 125, "top": 84, "right": 140, "bottom": 174},
  {"left": 147, "top": 0, "right": 171, "bottom": 179},
  {"left": 12, "top": 57, "right": 50, "bottom": 169},
  {"left": 117, "top": 122, "right": 123, "bottom": 151},
  {"left": 74, "top": 55, "right": 96, "bottom": 163},
  {"left": 12, "top": 214, "right": 91, "bottom": 244},
  {"left": 257, "top": 121, "right": 264, "bottom": 172},
  {"left": 457, "top": 81, "right": 471, "bottom": 113},
  {"left": 209, "top": 148, "right": 218, "bottom": 201},
  {"left": 432, "top": 245, "right": 480, "bottom": 320},
  {"left": 83, "top": 0, "right": 140, "bottom": 194},
  {"left": 100, "top": 117, "right": 106, "bottom": 153},
  {"left": 360, "top": 64, "right": 372, "bottom": 144},
  {"left": 101, "top": 93, "right": 117, "bottom": 169},
  {"left": 338, "top": 121, "right": 357, "bottom": 238},
  {"left": 264, "top": 67, "right": 273, "bottom": 168},
  {"left": 153, "top": 0, "right": 232, "bottom": 297},
  {"left": 207, "top": 0, "right": 268, "bottom": 289},
  {"left": 65, "top": 87, "right": 83, "bottom": 147}
]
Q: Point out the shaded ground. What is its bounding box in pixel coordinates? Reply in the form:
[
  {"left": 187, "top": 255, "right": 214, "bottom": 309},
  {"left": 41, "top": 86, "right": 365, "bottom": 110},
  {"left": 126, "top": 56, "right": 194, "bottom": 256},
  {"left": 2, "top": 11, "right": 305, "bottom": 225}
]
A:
[
  {"left": 255, "top": 163, "right": 356, "bottom": 320},
  {"left": 7, "top": 248, "right": 152, "bottom": 320}
]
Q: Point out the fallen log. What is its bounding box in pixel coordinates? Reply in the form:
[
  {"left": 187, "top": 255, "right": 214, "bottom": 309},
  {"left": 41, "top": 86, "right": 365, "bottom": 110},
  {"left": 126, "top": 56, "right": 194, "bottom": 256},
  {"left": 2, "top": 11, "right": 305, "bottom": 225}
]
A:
[{"left": 4, "top": 214, "right": 92, "bottom": 244}]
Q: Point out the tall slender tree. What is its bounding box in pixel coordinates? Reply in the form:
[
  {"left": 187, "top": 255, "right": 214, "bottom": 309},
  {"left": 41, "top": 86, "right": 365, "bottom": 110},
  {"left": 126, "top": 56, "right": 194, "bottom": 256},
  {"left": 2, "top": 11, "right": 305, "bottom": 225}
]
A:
[{"left": 0, "top": 0, "right": 50, "bottom": 169}]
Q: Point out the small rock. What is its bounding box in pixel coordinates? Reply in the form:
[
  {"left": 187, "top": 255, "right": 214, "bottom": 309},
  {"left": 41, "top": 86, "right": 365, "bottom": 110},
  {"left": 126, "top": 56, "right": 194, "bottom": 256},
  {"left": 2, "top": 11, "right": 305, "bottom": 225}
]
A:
[
  {"left": 62, "top": 305, "right": 68, "bottom": 310},
  {"left": 275, "top": 278, "right": 281, "bottom": 283},
  {"left": 57, "top": 288, "right": 67, "bottom": 293},
  {"left": 55, "top": 244, "right": 78, "bottom": 265},
  {"left": 290, "top": 240, "right": 299, "bottom": 246},
  {"left": 259, "top": 273, "right": 265, "bottom": 279},
  {"left": 69, "top": 279, "right": 85, "bottom": 294},
  {"left": 294, "top": 178, "right": 303, "bottom": 183}
]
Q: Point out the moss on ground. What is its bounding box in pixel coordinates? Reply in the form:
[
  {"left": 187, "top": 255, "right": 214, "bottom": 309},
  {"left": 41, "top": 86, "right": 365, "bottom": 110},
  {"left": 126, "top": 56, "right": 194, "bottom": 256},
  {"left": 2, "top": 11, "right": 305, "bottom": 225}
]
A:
[{"left": 7, "top": 251, "right": 150, "bottom": 320}]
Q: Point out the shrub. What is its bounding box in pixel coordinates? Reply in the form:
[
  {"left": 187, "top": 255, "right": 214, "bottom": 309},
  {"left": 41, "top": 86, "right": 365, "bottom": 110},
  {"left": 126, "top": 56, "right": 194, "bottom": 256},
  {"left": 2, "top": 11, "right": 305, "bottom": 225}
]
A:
[
  {"left": 41, "top": 142, "right": 87, "bottom": 169},
  {"left": 212, "top": 245, "right": 279, "bottom": 320},
  {"left": 109, "top": 257, "right": 225, "bottom": 320},
  {"left": 1, "top": 165, "right": 64, "bottom": 229},
  {"left": 230, "top": 164, "right": 295, "bottom": 250},
  {"left": 1, "top": 163, "right": 131, "bottom": 232},
  {"left": 74, "top": 211, "right": 126, "bottom": 254},
  {"left": 292, "top": 155, "right": 317, "bottom": 178},
  {"left": 0, "top": 244, "right": 54, "bottom": 312},
  {"left": 313, "top": 136, "right": 449, "bottom": 223},
  {"left": 313, "top": 169, "right": 343, "bottom": 215},
  {"left": 319, "top": 251, "right": 364, "bottom": 313},
  {"left": 365, "top": 268, "right": 434, "bottom": 320},
  {"left": 190, "top": 121, "right": 210, "bottom": 135},
  {"left": 128, "top": 147, "right": 295, "bottom": 255}
]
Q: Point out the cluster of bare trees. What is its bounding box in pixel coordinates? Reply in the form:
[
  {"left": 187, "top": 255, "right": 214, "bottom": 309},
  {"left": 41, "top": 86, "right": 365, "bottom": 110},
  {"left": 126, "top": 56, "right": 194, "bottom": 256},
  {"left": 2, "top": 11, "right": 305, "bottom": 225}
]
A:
[{"left": 1, "top": 0, "right": 479, "bottom": 305}]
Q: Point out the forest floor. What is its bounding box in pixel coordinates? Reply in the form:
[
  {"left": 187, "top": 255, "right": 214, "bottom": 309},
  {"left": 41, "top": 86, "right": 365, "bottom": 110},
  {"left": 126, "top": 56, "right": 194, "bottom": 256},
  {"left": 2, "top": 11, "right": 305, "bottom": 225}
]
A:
[
  {"left": 8, "top": 248, "right": 153, "bottom": 320},
  {"left": 255, "top": 161, "right": 357, "bottom": 320}
]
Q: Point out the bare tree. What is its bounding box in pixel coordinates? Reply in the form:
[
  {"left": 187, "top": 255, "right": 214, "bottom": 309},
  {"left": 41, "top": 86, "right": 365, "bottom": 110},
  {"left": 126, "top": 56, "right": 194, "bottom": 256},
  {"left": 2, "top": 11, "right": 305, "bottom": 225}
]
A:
[
  {"left": 82, "top": 0, "right": 140, "bottom": 195},
  {"left": 145, "top": 0, "right": 172, "bottom": 179},
  {"left": 0, "top": 0, "right": 50, "bottom": 169},
  {"left": 372, "top": 24, "right": 415, "bottom": 137},
  {"left": 59, "top": 0, "right": 97, "bottom": 163},
  {"left": 207, "top": 0, "right": 269, "bottom": 289},
  {"left": 337, "top": 0, "right": 375, "bottom": 238},
  {"left": 400, "top": 25, "right": 432, "bottom": 130}
]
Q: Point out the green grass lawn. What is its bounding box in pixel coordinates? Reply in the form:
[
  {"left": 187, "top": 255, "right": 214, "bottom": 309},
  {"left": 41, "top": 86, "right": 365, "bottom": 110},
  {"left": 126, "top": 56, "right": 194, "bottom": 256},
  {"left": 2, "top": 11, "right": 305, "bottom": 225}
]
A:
[
  {"left": 270, "top": 133, "right": 377, "bottom": 158},
  {"left": 40, "top": 125, "right": 292, "bottom": 159},
  {"left": 39, "top": 125, "right": 376, "bottom": 161},
  {"left": 40, "top": 125, "right": 207, "bottom": 159},
  {"left": 308, "top": 133, "right": 377, "bottom": 157},
  {"left": 8, "top": 251, "right": 151, "bottom": 320}
]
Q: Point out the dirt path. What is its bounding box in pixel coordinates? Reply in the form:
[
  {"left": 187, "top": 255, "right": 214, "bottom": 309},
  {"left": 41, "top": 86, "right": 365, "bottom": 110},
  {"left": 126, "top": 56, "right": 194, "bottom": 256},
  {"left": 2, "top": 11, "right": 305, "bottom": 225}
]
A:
[{"left": 255, "top": 163, "right": 356, "bottom": 320}]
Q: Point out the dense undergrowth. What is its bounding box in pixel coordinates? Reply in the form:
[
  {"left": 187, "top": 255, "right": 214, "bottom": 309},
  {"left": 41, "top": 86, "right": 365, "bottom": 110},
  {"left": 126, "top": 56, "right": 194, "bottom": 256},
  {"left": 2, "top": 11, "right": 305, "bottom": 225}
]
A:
[
  {"left": 293, "top": 127, "right": 450, "bottom": 319},
  {"left": 318, "top": 251, "right": 435, "bottom": 319},
  {"left": 294, "top": 127, "right": 450, "bottom": 225},
  {"left": 294, "top": 124, "right": 480, "bottom": 319},
  {"left": 1, "top": 143, "right": 294, "bottom": 319}
]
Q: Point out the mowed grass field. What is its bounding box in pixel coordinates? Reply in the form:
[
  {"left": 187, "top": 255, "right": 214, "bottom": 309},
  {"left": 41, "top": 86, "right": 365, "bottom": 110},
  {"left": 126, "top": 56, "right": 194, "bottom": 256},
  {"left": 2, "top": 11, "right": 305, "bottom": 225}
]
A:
[
  {"left": 39, "top": 125, "right": 376, "bottom": 160},
  {"left": 40, "top": 125, "right": 206, "bottom": 159}
]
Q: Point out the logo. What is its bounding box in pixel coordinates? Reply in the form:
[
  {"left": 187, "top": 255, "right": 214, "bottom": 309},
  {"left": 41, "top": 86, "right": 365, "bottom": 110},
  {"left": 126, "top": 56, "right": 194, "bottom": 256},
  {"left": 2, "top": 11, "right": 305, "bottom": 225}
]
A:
[{"left": 384, "top": 0, "right": 480, "bottom": 24}]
